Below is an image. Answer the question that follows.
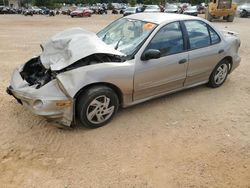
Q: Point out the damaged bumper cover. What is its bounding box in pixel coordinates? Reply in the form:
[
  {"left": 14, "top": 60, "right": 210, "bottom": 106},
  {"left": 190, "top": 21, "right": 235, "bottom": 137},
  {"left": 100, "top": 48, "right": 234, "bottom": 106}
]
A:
[
  {"left": 7, "top": 28, "right": 126, "bottom": 127},
  {"left": 7, "top": 68, "right": 74, "bottom": 126}
]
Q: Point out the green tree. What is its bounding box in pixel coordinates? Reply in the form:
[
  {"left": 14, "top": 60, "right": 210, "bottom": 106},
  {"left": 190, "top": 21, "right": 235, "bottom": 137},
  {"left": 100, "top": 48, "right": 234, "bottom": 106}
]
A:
[
  {"left": 144, "top": 0, "right": 153, "bottom": 5},
  {"left": 129, "top": 0, "right": 136, "bottom": 6},
  {"left": 107, "top": 0, "right": 113, "bottom": 9},
  {"left": 34, "top": 0, "right": 54, "bottom": 8}
]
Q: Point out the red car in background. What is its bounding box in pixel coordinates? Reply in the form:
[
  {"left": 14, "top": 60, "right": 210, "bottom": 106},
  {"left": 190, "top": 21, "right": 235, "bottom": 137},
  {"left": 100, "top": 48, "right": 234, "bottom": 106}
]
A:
[{"left": 70, "top": 8, "right": 92, "bottom": 17}]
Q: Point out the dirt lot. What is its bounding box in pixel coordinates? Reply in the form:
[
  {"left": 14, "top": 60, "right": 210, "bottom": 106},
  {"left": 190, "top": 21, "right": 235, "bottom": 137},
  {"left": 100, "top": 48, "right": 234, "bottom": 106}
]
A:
[{"left": 0, "top": 14, "right": 250, "bottom": 188}]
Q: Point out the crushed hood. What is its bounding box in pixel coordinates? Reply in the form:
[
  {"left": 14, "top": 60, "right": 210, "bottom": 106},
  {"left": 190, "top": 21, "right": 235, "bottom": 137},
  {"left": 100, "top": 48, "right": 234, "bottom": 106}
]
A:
[{"left": 40, "top": 28, "right": 125, "bottom": 71}]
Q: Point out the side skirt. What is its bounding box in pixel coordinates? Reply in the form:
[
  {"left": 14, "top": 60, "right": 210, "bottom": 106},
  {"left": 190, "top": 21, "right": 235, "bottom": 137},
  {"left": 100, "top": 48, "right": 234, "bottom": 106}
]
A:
[{"left": 122, "top": 80, "right": 208, "bottom": 108}]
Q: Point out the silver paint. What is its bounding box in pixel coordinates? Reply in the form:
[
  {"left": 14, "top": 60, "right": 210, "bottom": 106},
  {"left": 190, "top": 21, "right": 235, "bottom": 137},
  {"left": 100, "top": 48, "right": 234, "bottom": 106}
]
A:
[{"left": 8, "top": 13, "right": 241, "bottom": 127}]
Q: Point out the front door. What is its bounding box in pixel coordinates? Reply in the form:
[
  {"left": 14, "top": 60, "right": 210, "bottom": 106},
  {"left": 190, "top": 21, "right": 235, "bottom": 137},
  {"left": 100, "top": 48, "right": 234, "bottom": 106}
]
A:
[{"left": 133, "top": 21, "right": 188, "bottom": 101}]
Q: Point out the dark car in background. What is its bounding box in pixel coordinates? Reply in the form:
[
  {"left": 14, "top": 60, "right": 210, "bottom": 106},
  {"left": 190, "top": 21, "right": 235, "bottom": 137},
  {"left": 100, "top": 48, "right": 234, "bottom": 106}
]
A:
[
  {"left": 237, "top": 3, "right": 250, "bottom": 17},
  {"left": 0, "top": 6, "right": 17, "bottom": 14},
  {"left": 40, "top": 7, "right": 50, "bottom": 15},
  {"left": 23, "top": 9, "right": 33, "bottom": 16}
]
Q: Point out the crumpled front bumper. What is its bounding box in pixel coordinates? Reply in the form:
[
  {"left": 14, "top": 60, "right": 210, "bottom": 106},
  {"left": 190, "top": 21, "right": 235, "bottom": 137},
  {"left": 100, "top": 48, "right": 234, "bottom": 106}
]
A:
[{"left": 7, "top": 68, "right": 74, "bottom": 127}]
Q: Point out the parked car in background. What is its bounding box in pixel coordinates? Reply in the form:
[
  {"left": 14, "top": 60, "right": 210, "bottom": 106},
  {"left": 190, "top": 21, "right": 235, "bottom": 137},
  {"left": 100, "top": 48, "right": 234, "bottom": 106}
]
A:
[
  {"left": 70, "top": 8, "right": 92, "bottom": 17},
  {"left": 0, "top": 6, "right": 5, "bottom": 14},
  {"left": 0, "top": 5, "right": 4, "bottom": 9},
  {"left": 61, "top": 8, "right": 71, "bottom": 15},
  {"left": 0, "top": 7, "right": 17, "bottom": 14},
  {"left": 112, "top": 8, "right": 119, "bottom": 14},
  {"left": 48, "top": 10, "right": 55, "bottom": 16},
  {"left": 31, "top": 6, "right": 42, "bottom": 14},
  {"left": 179, "top": 3, "right": 190, "bottom": 13},
  {"left": 123, "top": 7, "right": 139, "bottom": 16},
  {"left": 183, "top": 6, "right": 198, "bottom": 16},
  {"left": 40, "top": 7, "right": 50, "bottom": 15},
  {"left": 23, "top": 9, "right": 33, "bottom": 16},
  {"left": 7, "top": 13, "right": 241, "bottom": 129},
  {"left": 144, "top": 5, "right": 161, "bottom": 12},
  {"left": 164, "top": 4, "right": 179, "bottom": 13},
  {"left": 237, "top": 3, "right": 250, "bottom": 17},
  {"left": 119, "top": 6, "right": 127, "bottom": 14},
  {"left": 197, "top": 4, "right": 206, "bottom": 14}
]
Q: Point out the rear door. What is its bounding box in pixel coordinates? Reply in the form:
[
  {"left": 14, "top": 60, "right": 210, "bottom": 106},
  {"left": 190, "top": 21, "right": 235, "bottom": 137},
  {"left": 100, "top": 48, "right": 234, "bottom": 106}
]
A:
[{"left": 183, "top": 20, "right": 225, "bottom": 86}]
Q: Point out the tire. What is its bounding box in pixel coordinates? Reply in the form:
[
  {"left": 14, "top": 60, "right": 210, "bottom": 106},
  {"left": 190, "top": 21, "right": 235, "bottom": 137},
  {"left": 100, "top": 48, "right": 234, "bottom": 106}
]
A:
[
  {"left": 205, "top": 10, "right": 212, "bottom": 22},
  {"left": 208, "top": 60, "right": 229, "bottom": 88},
  {"left": 227, "top": 14, "right": 234, "bottom": 22},
  {"left": 240, "top": 10, "right": 248, "bottom": 18},
  {"left": 76, "top": 86, "right": 119, "bottom": 128}
]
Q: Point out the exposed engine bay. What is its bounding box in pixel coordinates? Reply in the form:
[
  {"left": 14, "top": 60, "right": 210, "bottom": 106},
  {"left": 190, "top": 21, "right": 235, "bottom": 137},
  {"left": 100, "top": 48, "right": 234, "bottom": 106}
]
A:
[
  {"left": 20, "top": 57, "right": 53, "bottom": 89},
  {"left": 20, "top": 53, "right": 123, "bottom": 89}
]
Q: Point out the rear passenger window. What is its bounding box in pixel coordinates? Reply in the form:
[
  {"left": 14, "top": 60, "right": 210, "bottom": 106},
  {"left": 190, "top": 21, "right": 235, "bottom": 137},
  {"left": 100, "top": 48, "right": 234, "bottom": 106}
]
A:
[
  {"left": 146, "top": 22, "right": 184, "bottom": 57},
  {"left": 184, "top": 20, "right": 210, "bottom": 49},
  {"left": 208, "top": 26, "right": 220, "bottom": 44}
]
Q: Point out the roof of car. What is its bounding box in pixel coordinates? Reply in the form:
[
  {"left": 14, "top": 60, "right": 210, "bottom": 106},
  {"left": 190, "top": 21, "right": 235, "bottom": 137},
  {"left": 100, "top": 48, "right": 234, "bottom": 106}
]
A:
[{"left": 126, "top": 13, "right": 202, "bottom": 24}]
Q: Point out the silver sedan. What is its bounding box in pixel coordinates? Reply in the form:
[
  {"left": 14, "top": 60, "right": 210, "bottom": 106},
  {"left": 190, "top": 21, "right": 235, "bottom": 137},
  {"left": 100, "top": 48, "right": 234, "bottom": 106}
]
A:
[{"left": 7, "top": 13, "right": 241, "bottom": 128}]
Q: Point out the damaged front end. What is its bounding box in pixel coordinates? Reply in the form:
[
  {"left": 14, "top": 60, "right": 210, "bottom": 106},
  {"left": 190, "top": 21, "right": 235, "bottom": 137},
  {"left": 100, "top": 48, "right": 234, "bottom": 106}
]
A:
[
  {"left": 20, "top": 56, "right": 54, "bottom": 89},
  {"left": 7, "top": 56, "right": 74, "bottom": 126},
  {"left": 7, "top": 28, "right": 125, "bottom": 127}
]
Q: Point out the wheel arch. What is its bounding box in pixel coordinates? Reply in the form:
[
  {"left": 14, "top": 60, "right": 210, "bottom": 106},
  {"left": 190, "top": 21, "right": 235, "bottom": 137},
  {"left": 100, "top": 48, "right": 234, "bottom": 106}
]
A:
[
  {"left": 74, "top": 82, "right": 123, "bottom": 105},
  {"left": 221, "top": 56, "right": 233, "bottom": 73},
  {"left": 209, "top": 56, "right": 233, "bottom": 80}
]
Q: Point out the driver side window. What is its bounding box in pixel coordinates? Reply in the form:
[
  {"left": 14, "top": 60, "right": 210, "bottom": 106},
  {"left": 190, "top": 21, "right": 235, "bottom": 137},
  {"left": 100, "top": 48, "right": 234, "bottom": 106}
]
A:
[{"left": 146, "top": 22, "right": 184, "bottom": 57}]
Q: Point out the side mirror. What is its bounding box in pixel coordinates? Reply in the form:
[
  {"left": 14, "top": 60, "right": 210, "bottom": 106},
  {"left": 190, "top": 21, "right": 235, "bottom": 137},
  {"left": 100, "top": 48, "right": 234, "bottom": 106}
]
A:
[{"left": 141, "top": 49, "right": 161, "bottom": 61}]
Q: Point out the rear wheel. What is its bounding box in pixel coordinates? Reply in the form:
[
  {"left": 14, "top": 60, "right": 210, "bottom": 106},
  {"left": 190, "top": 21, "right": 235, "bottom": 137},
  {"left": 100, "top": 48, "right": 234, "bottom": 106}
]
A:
[
  {"left": 208, "top": 60, "right": 229, "bottom": 88},
  {"left": 76, "top": 86, "right": 119, "bottom": 128},
  {"left": 227, "top": 14, "right": 235, "bottom": 22}
]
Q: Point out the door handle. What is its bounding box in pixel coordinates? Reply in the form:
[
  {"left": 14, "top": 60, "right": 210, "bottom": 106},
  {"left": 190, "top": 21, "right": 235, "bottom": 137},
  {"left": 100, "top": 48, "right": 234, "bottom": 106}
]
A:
[
  {"left": 218, "top": 49, "right": 224, "bottom": 54},
  {"left": 179, "top": 59, "right": 187, "bottom": 64}
]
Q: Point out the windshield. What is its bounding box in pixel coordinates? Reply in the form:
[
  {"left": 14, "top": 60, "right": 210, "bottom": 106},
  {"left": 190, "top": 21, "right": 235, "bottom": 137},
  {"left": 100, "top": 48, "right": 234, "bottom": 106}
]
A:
[
  {"left": 146, "top": 5, "right": 159, "bottom": 9},
  {"left": 187, "top": 6, "right": 197, "bottom": 10},
  {"left": 167, "top": 5, "right": 178, "bottom": 9},
  {"left": 76, "top": 8, "right": 86, "bottom": 11},
  {"left": 126, "top": 7, "right": 136, "bottom": 11},
  {"left": 97, "top": 18, "right": 157, "bottom": 57}
]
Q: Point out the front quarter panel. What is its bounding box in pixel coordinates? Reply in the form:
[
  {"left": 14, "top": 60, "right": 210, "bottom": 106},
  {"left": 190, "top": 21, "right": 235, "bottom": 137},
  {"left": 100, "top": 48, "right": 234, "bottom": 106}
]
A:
[{"left": 56, "top": 60, "right": 135, "bottom": 105}]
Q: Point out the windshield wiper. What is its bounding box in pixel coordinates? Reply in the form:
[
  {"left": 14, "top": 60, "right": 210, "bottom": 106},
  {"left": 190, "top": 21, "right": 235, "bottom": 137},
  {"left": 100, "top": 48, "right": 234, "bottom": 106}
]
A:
[{"left": 115, "top": 37, "right": 123, "bottom": 50}]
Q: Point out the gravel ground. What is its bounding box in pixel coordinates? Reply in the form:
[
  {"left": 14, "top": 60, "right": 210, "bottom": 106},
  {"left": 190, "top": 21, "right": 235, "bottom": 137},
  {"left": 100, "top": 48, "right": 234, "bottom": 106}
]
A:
[{"left": 0, "top": 14, "right": 250, "bottom": 188}]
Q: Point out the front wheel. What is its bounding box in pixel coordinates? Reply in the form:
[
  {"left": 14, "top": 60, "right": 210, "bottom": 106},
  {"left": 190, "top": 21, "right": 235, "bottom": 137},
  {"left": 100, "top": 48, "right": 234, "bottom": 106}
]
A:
[
  {"left": 208, "top": 60, "right": 229, "bottom": 88},
  {"left": 76, "top": 86, "right": 119, "bottom": 128}
]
